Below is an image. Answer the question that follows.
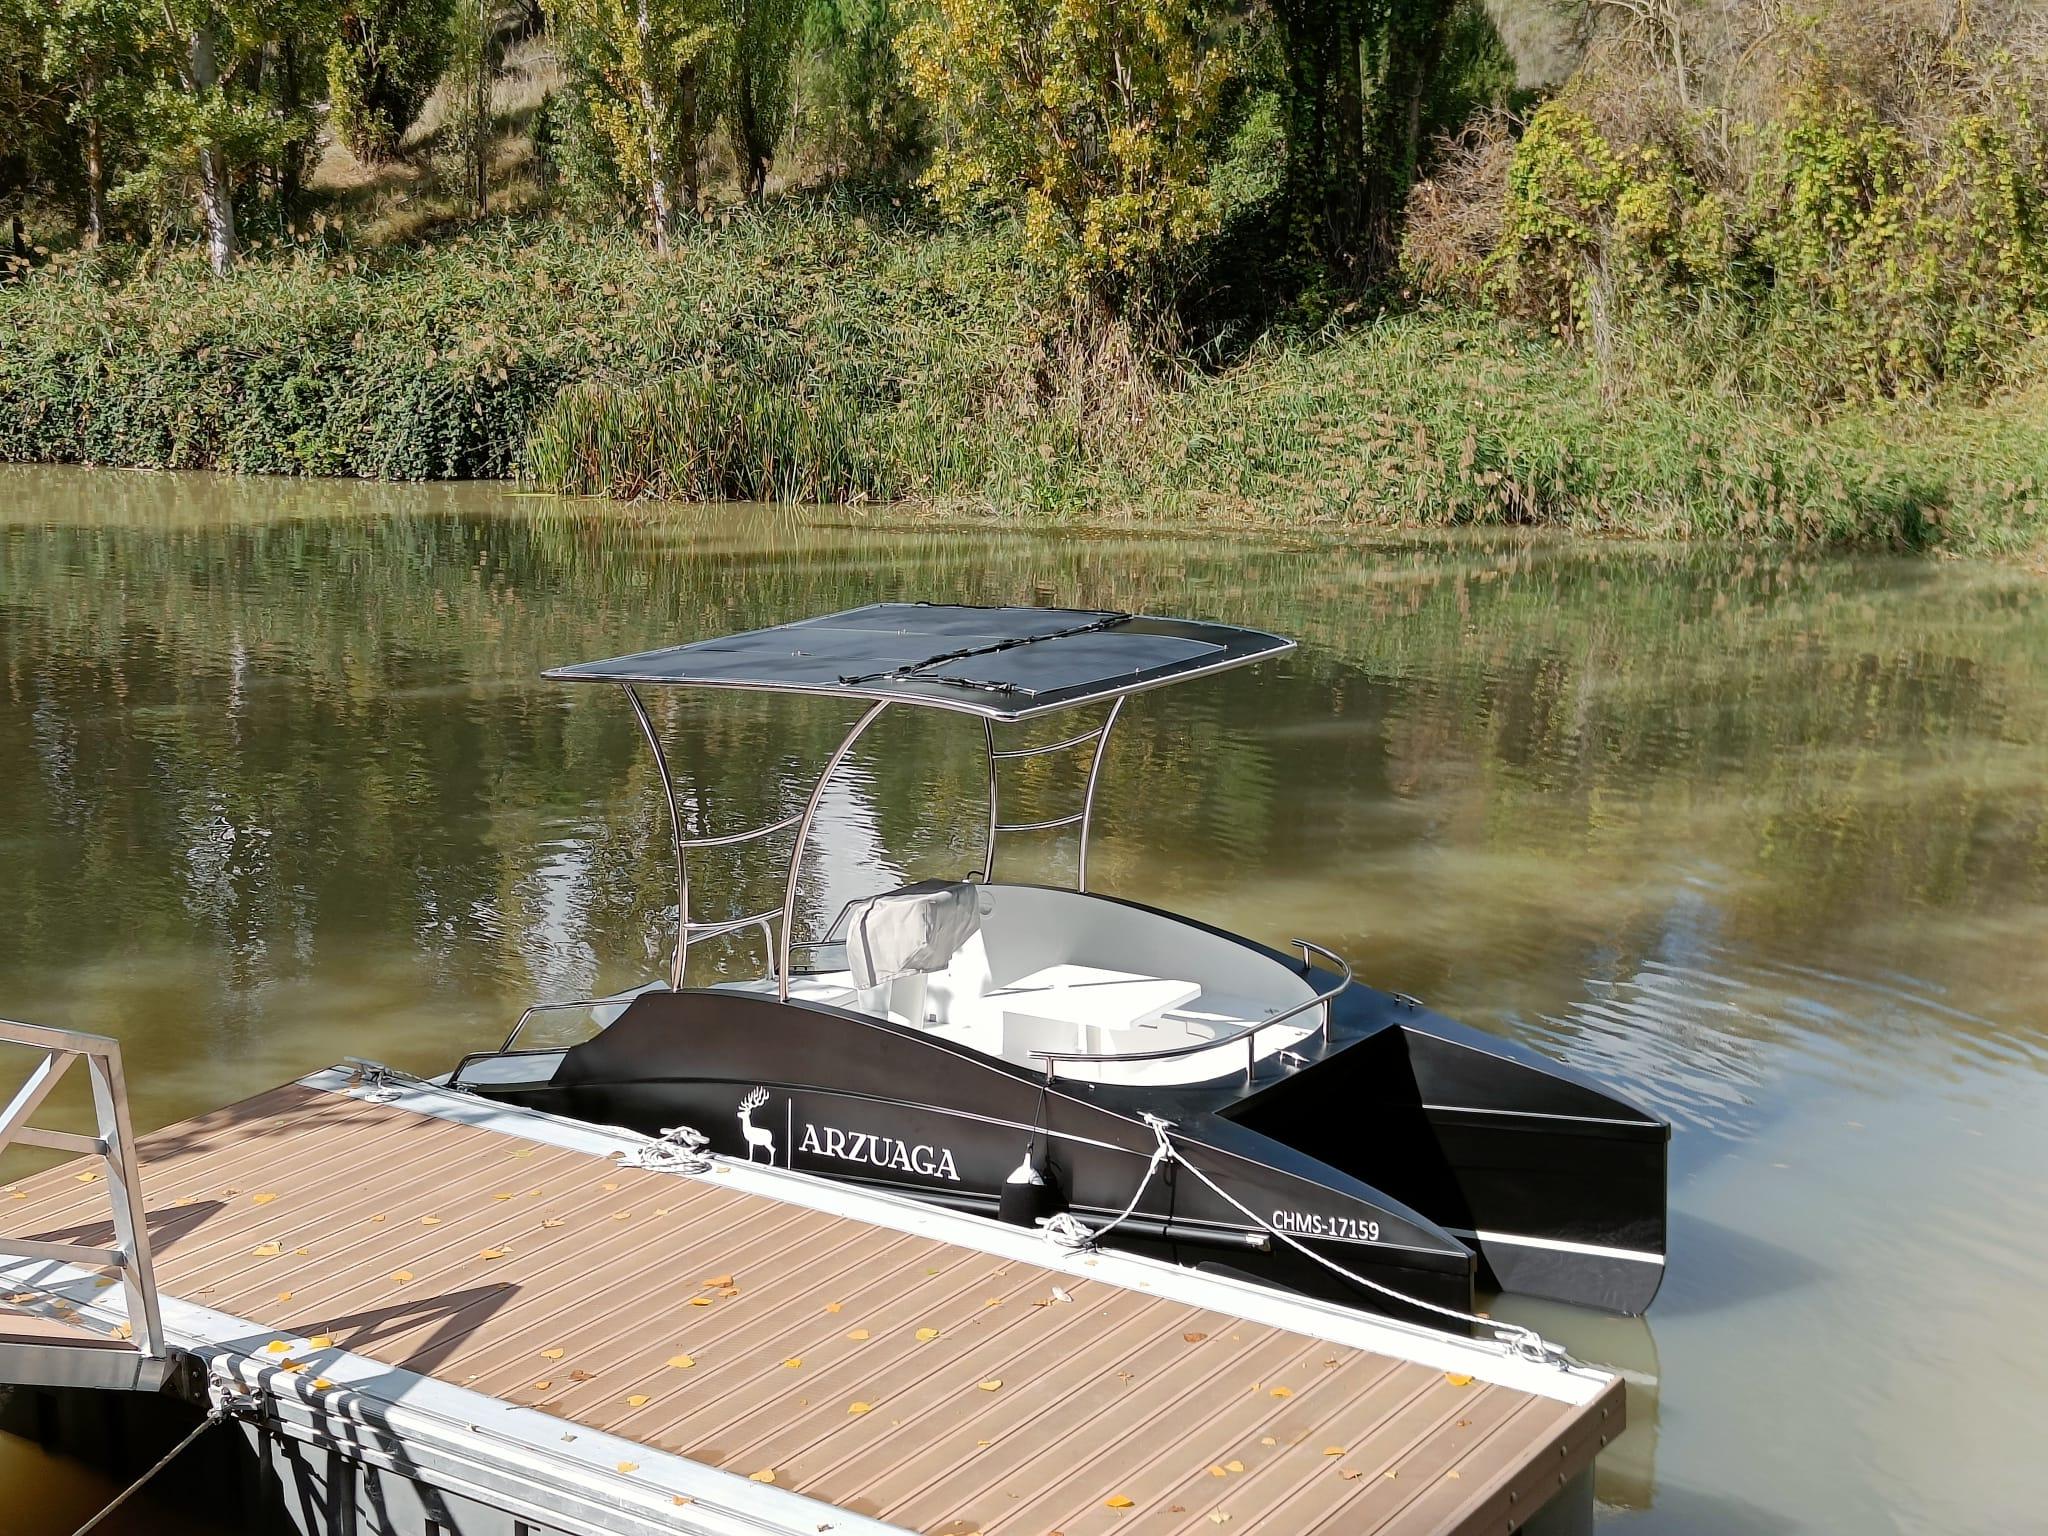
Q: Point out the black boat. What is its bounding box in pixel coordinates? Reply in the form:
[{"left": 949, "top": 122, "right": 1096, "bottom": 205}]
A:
[{"left": 449, "top": 604, "right": 1669, "bottom": 1324}]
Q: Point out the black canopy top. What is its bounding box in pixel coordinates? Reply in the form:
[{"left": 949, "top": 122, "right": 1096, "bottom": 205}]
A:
[{"left": 544, "top": 603, "right": 1295, "bottom": 720}]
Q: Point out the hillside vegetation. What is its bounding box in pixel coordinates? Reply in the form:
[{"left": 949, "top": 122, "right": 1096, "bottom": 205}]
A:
[{"left": 2, "top": 0, "right": 2045, "bottom": 551}]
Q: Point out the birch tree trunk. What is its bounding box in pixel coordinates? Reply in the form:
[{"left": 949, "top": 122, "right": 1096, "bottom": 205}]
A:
[
  {"left": 634, "top": 0, "right": 676, "bottom": 252},
  {"left": 84, "top": 111, "right": 105, "bottom": 245},
  {"left": 186, "top": 19, "right": 237, "bottom": 274}
]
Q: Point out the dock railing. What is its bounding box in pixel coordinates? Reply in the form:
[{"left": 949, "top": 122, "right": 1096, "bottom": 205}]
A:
[{"left": 0, "top": 1018, "right": 169, "bottom": 1388}]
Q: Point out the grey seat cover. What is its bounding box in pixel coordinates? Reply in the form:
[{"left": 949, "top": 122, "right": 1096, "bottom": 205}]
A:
[{"left": 845, "top": 880, "right": 982, "bottom": 989}]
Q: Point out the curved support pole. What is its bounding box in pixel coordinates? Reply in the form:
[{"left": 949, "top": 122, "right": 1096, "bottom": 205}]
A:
[
  {"left": 624, "top": 684, "right": 691, "bottom": 990},
  {"left": 982, "top": 718, "right": 1000, "bottom": 882},
  {"left": 778, "top": 700, "right": 891, "bottom": 1000},
  {"left": 1076, "top": 695, "right": 1125, "bottom": 892}
]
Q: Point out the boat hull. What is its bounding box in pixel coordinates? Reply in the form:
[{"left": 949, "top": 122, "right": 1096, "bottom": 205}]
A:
[
  {"left": 1221, "top": 994, "right": 1669, "bottom": 1314},
  {"left": 466, "top": 986, "right": 1483, "bottom": 1325},
  {"left": 459, "top": 903, "right": 1670, "bottom": 1320}
]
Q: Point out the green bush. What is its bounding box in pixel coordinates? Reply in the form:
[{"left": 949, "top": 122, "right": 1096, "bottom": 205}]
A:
[
  {"left": 0, "top": 199, "right": 1050, "bottom": 482},
  {"left": 1757, "top": 83, "right": 2048, "bottom": 398},
  {"left": 1485, "top": 104, "right": 1730, "bottom": 339},
  {"left": 1476, "top": 79, "right": 2048, "bottom": 404}
]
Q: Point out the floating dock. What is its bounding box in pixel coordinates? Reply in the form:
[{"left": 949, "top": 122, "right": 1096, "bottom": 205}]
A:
[{"left": 1, "top": 1065, "right": 1622, "bottom": 1535}]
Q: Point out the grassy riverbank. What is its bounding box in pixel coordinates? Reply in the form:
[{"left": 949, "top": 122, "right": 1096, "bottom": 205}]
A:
[{"left": 4, "top": 200, "right": 2045, "bottom": 552}]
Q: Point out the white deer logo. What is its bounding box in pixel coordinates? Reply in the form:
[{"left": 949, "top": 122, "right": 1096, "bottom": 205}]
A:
[{"left": 736, "top": 1087, "right": 776, "bottom": 1164}]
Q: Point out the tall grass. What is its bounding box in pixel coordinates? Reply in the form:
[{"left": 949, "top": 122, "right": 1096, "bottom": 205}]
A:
[
  {"left": 1095, "top": 311, "right": 2048, "bottom": 551},
  {"left": 526, "top": 364, "right": 901, "bottom": 502}
]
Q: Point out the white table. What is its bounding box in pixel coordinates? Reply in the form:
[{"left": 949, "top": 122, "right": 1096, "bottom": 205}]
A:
[{"left": 991, "top": 964, "right": 1202, "bottom": 1058}]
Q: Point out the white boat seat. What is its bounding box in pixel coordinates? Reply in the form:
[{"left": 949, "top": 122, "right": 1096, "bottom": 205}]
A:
[{"left": 845, "top": 880, "right": 984, "bottom": 1024}]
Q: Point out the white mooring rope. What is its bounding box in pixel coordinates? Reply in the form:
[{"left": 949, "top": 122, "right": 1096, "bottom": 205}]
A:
[
  {"left": 618, "top": 1124, "right": 717, "bottom": 1174},
  {"left": 1042, "top": 1113, "right": 1568, "bottom": 1367}
]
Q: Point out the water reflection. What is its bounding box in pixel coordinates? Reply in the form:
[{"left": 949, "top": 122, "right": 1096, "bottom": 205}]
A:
[{"left": 2, "top": 467, "right": 2046, "bottom": 1534}]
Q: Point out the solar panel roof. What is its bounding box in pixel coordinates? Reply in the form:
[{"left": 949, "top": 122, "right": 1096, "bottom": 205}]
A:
[{"left": 544, "top": 604, "right": 1294, "bottom": 720}]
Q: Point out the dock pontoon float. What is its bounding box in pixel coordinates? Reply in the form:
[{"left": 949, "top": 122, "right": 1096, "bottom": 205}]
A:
[{"left": 450, "top": 605, "right": 1669, "bottom": 1322}]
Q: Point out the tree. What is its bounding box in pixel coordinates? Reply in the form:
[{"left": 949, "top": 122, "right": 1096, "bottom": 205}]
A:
[
  {"left": 77, "top": 0, "right": 338, "bottom": 272},
  {"left": 724, "top": 0, "right": 801, "bottom": 200},
  {"left": 325, "top": 0, "right": 454, "bottom": 161},
  {"left": 803, "top": 0, "right": 921, "bottom": 179},
  {"left": 546, "top": 0, "right": 724, "bottom": 250},
  {"left": 442, "top": 0, "right": 495, "bottom": 212},
  {"left": 899, "top": 0, "right": 1239, "bottom": 312},
  {"left": 17, "top": 0, "right": 153, "bottom": 242},
  {"left": 1270, "top": 0, "right": 1461, "bottom": 287},
  {"left": 2, "top": 6, "right": 62, "bottom": 258}
]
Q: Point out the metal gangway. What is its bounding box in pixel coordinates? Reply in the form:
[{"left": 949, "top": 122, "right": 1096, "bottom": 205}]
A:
[{"left": 0, "top": 1018, "right": 171, "bottom": 1391}]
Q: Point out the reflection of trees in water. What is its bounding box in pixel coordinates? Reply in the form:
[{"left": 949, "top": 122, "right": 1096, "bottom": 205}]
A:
[{"left": 2, "top": 470, "right": 2045, "bottom": 1089}]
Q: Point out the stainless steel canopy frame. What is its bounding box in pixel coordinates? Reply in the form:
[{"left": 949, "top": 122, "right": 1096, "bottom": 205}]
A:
[
  {"left": 619, "top": 688, "right": 1131, "bottom": 1002},
  {"left": 546, "top": 605, "right": 1296, "bottom": 1004}
]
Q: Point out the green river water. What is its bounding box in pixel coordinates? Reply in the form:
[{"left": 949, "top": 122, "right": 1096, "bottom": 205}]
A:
[{"left": 1, "top": 466, "right": 2044, "bottom": 1533}]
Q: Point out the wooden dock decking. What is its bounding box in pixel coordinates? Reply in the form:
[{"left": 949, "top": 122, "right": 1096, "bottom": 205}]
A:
[{"left": 0, "top": 1071, "right": 1622, "bottom": 1536}]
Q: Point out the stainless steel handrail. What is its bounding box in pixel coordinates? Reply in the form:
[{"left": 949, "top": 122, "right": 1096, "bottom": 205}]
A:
[
  {"left": 993, "top": 811, "right": 1086, "bottom": 834},
  {"left": 677, "top": 814, "right": 803, "bottom": 850},
  {"left": 623, "top": 681, "right": 811, "bottom": 991},
  {"left": 981, "top": 696, "right": 1124, "bottom": 888},
  {"left": 684, "top": 907, "right": 784, "bottom": 940},
  {"left": 1031, "top": 940, "right": 1353, "bottom": 1085},
  {"left": 988, "top": 725, "right": 1107, "bottom": 761}
]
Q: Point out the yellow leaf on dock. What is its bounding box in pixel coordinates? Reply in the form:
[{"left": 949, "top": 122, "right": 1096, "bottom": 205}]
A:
[
  {"left": 540, "top": 1348, "right": 565, "bottom": 1360},
  {"left": 845, "top": 1329, "right": 870, "bottom": 1341},
  {"left": 915, "top": 1327, "right": 939, "bottom": 1342},
  {"left": 250, "top": 1192, "right": 277, "bottom": 1205},
  {"left": 1444, "top": 1373, "right": 1473, "bottom": 1387},
  {"left": 309, "top": 1336, "right": 333, "bottom": 1349},
  {"left": 666, "top": 1354, "right": 694, "bottom": 1369},
  {"left": 977, "top": 1379, "right": 1002, "bottom": 1392},
  {"left": 391, "top": 1271, "right": 414, "bottom": 1284},
  {"left": 848, "top": 1401, "right": 872, "bottom": 1414},
  {"left": 626, "top": 1395, "right": 650, "bottom": 1408},
  {"left": 251, "top": 1243, "right": 281, "bottom": 1257},
  {"left": 1105, "top": 1496, "right": 1135, "bottom": 1509},
  {"left": 749, "top": 1469, "right": 776, "bottom": 1484}
]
